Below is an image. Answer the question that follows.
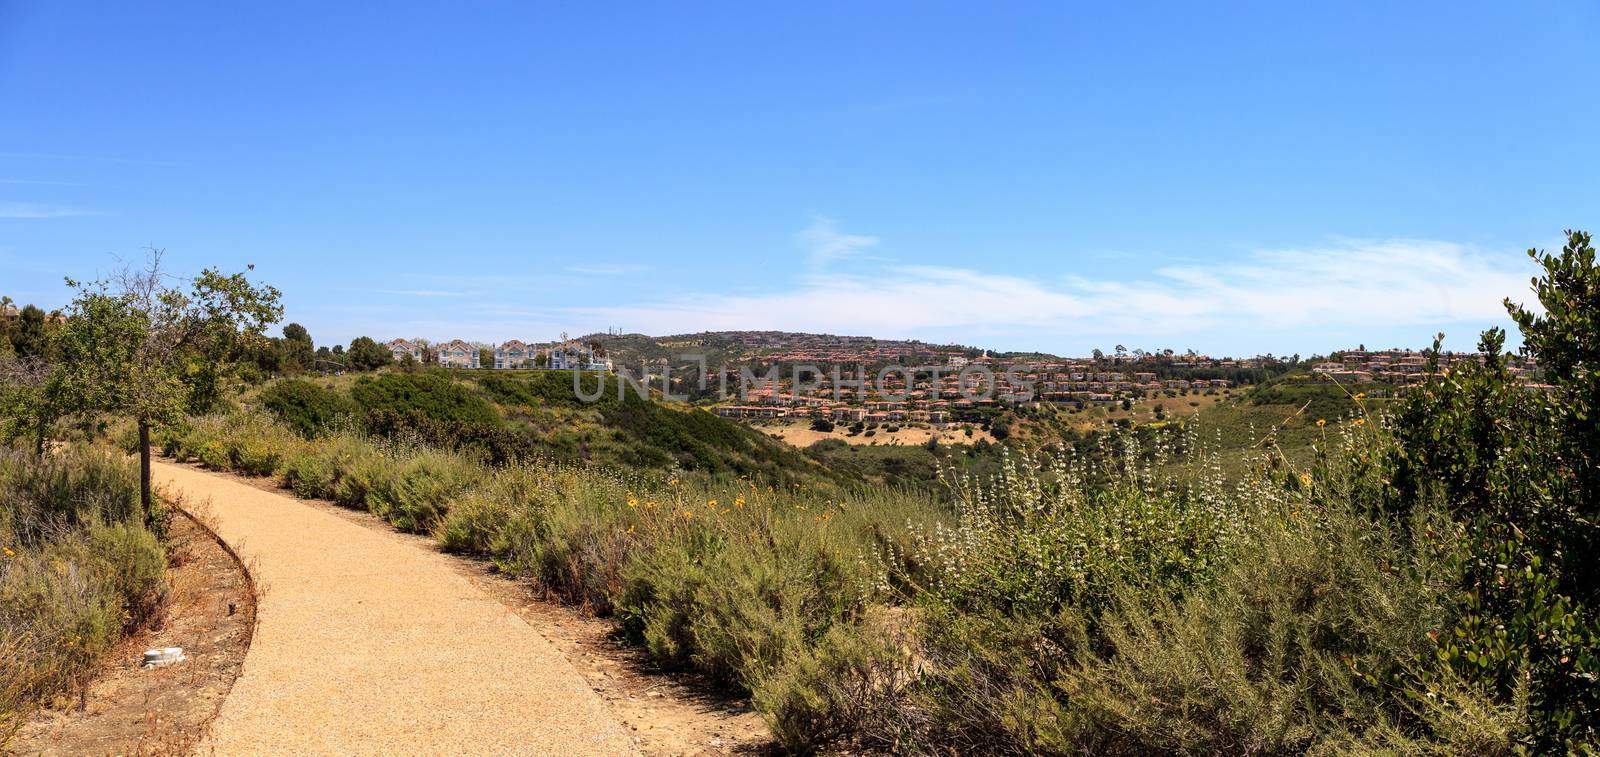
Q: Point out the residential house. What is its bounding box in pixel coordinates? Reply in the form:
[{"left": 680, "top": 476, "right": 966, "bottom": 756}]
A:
[
  {"left": 385, "top": 338, "right": 423, "bottom": 362},
  {"left": 435, "top": 339, "right": 480, "bottom": 369},
  {"left": 547, "top": 341, "right": 612, "bottom": 372},
  {"left": 494, "top": 339, "right": 533, "bottom": 369}
]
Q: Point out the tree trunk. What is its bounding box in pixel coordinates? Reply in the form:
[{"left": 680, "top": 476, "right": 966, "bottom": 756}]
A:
[{"left": 138, "top": 419, "right": 153, "bottom": 523}]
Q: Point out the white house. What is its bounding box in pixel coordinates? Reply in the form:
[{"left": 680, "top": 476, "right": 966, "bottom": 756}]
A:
[
  {"left": 494, "top": 339, "right": 533, "bottom": 369},
  {"left": 547, "top": 341, "right": 612, "bottom": 372},
  {"left": 385, "top": 338, "right": 423, "bottom": 362},
  {"left": 435, "top": 339, "right": 480, "bottom": 369}
]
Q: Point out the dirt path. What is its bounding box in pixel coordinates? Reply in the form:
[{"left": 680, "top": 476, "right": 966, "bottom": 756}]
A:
[{"left": 151, "top": 461, "right": 637, "bottom": 756}]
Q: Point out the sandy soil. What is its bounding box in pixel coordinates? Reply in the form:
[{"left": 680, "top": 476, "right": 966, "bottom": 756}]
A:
[
  {"left": 149, "top": 461, "right": 638, "bottom": 756},
  {"left": 8, "top": 507, "right": 255, "bottom": 756}
]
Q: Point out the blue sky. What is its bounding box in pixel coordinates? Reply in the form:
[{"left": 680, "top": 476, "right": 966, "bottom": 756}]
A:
[{"left": 2, "top": 2, "right": 1596, "bottom": 357}]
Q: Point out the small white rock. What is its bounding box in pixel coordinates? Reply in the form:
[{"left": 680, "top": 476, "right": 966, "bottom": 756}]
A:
[{"left": 142, "top": 647, "right": 187, "bottom": 668}]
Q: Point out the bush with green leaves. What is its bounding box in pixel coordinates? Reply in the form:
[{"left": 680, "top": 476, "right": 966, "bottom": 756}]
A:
[
  {"left": 1388, "top": 230, "right": 1600, "bottom": 748},
  {"left": 350, "top": 370, "right": 501, "bottom": 427},
  {"left": 149, "top": 232, "right": 1600, "bottom": 752},
  {"left": 258, "top": 378, "right": 358, "bottom": 438},
  {"left": 0, "top": 446, "right": 168, "bottom": 741},
  {"left": 366, "top": 448, "right": 477, "bottom": 533}
]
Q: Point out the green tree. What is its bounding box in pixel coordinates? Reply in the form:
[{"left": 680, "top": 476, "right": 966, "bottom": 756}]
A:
[
  {"left": 1392, "top": 230, "right": 1600, "bottom": 747},
  {"left": 346, "top": 336, "right": 391, "bottom": 371},
  {"left": 0, "top": 352, "right": 52, "bottom": 451},
  {"left": 12, "top": 304, "right": 55, "bottom": 360},
  {"left": 280, "top": 322, "right": 314, "bottom": 371},
  {"left": 49, "top": 252, "right": 282, "bottom": 519},
  {"left": 1507, "top": 230, "right": 1598, "bottom": 513}
]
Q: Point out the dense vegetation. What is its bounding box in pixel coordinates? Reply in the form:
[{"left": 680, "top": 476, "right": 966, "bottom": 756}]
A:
[
  {"left": 0, "top": 447, "right": 169, "bottom": 741},
  {"left": 4, "top": 232, "right": 1595, "bottom": 752},
  {"left": 254, "top": 369, "right": 844, "bottom": 486},
  {"left": 155, "top": 231, "right": 1600, "bottom": 752}
]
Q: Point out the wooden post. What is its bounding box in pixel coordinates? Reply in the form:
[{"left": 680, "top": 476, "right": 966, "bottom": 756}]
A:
[{"left": 139, "top": 419, "right": 153, "bottom": 522}]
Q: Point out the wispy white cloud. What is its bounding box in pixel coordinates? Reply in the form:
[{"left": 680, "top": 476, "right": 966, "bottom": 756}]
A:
[
  {"left": 566, "top": 263, "right": 650, "bottom": 275},
  {"left": 575, "top": 231, "right": 1536, "bottom": 352},
  {"left": 0, "top": 203, "right": 97, "bottom": 219},
  {"left": 799, "top": 216, "right": 878, "bottom": 269},
  {"left": 375, "top": 288, "right": 466, "bottom": 298}
]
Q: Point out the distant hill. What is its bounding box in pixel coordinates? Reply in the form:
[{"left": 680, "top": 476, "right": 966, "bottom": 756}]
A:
[
  {"left": 254, "top": 369, "right": 848, "bottom": 488},
  {"left": 583, "top": 330, "right": 1001, "bottom": 369}
]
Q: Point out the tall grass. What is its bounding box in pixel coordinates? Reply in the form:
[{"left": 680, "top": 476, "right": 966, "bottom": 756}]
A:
[
  {"left": 163, "top": 409, "right": 1530, "bottom": 752},
  {"left": 0, "top": 446, "right": 168, "bottom": 742}
]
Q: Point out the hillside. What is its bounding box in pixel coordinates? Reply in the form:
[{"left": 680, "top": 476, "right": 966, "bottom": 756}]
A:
[
  {"left": 586, "top": 329, "right": 988, "bottom": 368},
  {"left": 253, "top": 368, "right": 847, "bottom": 487}
]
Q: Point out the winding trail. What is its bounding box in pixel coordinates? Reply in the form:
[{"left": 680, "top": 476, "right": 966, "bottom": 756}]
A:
[{"left": 153, "top": 461, "right": 637, "bottom": 756}]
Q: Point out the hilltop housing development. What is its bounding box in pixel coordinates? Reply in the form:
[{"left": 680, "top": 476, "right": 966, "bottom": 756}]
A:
[
  {"left": 382, "top": 338, "right": 614, "bottom": 372},
  {"left": 371, "top": 332, "right": 1545, "bottom": 429}
]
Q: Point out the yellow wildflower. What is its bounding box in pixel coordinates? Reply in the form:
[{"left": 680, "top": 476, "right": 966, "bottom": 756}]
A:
[
  {"left": 669, "top": 478, "right": 679, "bottom": 487},
  {"left": 1316, "top": 418, "right": 1326, "bottom": 427},
  {"left": 627, "top": 497, "right": 638, "bottom": 508},
  {"left": 1353, "top": 418, "right": 1367, "bottom": 427},
  {"left": 734, "top": 496, "right": 745, "bottom": 508},
  {"left": 1354, "top": 392, "right": 1367, "bottom": 400},
  {"left": 706, "top": 499, "right": 718, "bottom": 509},
  {"left": 1299, "top": 472, "right": 1312, "bottom": 487},
  {"left": 2, "top": 547, "right": 13, "bottom": 557}
]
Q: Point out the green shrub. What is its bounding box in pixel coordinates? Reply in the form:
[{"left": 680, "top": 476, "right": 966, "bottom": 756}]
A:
[
  {"left": 1063, "top": 495, "right": 1513, "bottom": 754},
  {"left": 326, "top": 437, "right": 395, "bottom": 510},
  {"left": 350, "top": 371, "right": 501, "bottom": 427},
  {"left": 435, "top": 466, "right": 550, "bottom": 555},
  {"left": 752, "top": 619, "right": 915, "bottom": 753},
  {"left": 0, "top": 448, "right": 168, "bottom": 738},
  {"left": 279, "top": 448, "right": 333, "bottom": 499},
  {"left": 1384, "top": 232, "right": 1600, "bottom": 748},
  {"left": 258, "top": 378, "right": 358, "bottom": 438},
  {"left": 367, "top": 449, "right": 476, "bottom": 533}
]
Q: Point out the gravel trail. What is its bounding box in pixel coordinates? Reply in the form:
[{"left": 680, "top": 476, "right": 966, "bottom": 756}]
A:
[{"left": 153, "top": 460, "right": 637, "bottom": 756}]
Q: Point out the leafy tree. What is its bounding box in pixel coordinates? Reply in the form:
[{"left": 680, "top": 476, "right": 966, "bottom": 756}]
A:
[
  {"left": 11, "top": 304, "right": 55, "bottom": 360},
  {"left": 0, "top": 352, "right": 52, "bottom": 451},
  {"left": 280, "top": 322, "right": 314, "bottom": 371},
  {"left": 1392, "top": 230, "right": 1600, "bottom": 747},
  {"left": 48, "top": 252, "right": 282, "bottom": 519},
  {"left": 346, "top": 336, "right": 391, "bottom": 371},
  {"left": 1507, "top": 230, "right": 1598, "bottom": 512},
  {"left": 809, "top": 418, "right": 835, "bottom": 433}
]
